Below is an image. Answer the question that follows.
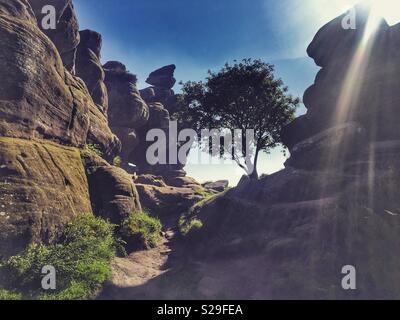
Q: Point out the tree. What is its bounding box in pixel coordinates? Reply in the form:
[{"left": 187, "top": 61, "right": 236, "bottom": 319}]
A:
[{"left": 177, "top": 59, "right": 299, "bottom": 179}]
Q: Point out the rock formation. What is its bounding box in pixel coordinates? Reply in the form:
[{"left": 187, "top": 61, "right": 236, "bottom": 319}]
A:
[
  {"left": 30, "top": 0, "right": 80, "bottom": 73},
  {"left": 282, "top": 5, "right": 397, "bottom": 150},
  {"left": 0, "top": 0, "right": 122, "bottom": 258},
  {"left": 133, "top": 65, "right": 198, "bottom": 188},
  {"left": 83, "top": 153, "right": 141, "bottom": 225},
  {"left": 176, "top": 5, "right": 400, "bottom": 299},
  {"left": 76, "top": 30, "right": 108, "bottom": 113},
  {"left": 103, "top": 61, "right": 149, "bottom": 172},
  {"left": 0, "top": 1, "right": 88, "bottom": 147},
  {"left": 0, "top": 0, "right": 91, "bottom": 257},
  {"left": 140, "top": 64, "right": 178, "bottom": 113},
  {"left": 203, "top": 180, "right": 229, "bottom": 192}
]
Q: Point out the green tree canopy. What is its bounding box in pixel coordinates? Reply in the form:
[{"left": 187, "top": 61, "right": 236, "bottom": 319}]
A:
[{"left": 177, "top": 59, "right": 299, "bottom": 179}]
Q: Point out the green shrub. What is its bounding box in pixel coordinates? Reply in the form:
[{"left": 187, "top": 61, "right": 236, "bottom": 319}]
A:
[
  {"left": 179, "top": 218, "right": 203, "bottom": 236},
  {"left": 38, "top": 282, "right": 91, "bottom": 300},
  {"left": 113, "top": 156, "right": 122, "bottom": 167},
  {"left": 0, "top": 289, "right": 22, "bottom": 300},
  {"left": 193, "top": 186, "right": 216, "bottom": 199},
  {"left": 81, "top": 144, "right": 103, "bottom": 158},
  {"left": 0, "top": 215, "right": 116, "bottom": 300},
  {"left": 121, "top": 212, "right": 162, "bottom": 249}
]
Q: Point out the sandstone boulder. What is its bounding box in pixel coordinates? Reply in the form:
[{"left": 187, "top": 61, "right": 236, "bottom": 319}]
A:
[
  {"left": 146, "top": 64, "right": 176, "bottom": 89},
  {"left": 130, "top": 102, "right": 177, "bottom": 176},
  {"left": 136, "top": 184, "right": 202, "bottom": 217},
  {"left": 84, "top": 158, "right": 141, "bottom": 225},
  {"left": 0, "top": 137, "right": 92, "bottom": 258},
  {"left": 104, "top": 61, "right": 149, "bottom": 128},
  {"left": 203, "top": 180, "right": 229, "bottom": 192}
]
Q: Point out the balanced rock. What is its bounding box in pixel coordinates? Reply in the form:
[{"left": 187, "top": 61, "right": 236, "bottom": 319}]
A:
[{"left": 146, "top": 64, "right": 176, "bottom": 89}]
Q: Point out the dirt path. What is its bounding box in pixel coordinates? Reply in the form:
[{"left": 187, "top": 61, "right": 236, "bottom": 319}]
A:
[
  {"left": 98, "top": 216, "right": 190, "bottom": 300},
  {"left": 108, "top": 230, "right": 175, "bottom": 289}
]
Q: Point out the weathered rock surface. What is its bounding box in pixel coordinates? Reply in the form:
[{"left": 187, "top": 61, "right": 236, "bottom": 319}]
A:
[
  {"left": 282, "top": 5, "right": 399, "bottom": 151},
  {"left": 131, "top": 102, "right": 169, "bottom": 175},
  {"left": 104, "top": 61, "right": 149, "bottom": 128},
  {"left": 86, "top": 94, "right": 121, "bottom": 160},
  {"left": 0, "top": 1, "right": 89, "bottom": 147},
  {"left": 76, "top": 30, "right": 108, "bottom": 112},
  {"left": 83, "top": 154, "right": 141, "bottom": 225},
  {"left": 0, "top": 137, "right": 92, "bottom": 258},
  {"left": 203, "top": 180, "right": 229, "bottom": 192},
  {"left": 104, "top": 61, "right": 149, "bottom": 171},
  {"left": 135, "top": 175, "right": 167, "bottom": 188},
  {"left": 0, "top": 0, "right": 121, "bottom": 261},
  {"left": 30, "top": 0, "right": 80, "bottom": 72},
  {"left": 134, "top": 65, "right": 192, "bottom": 181},
  {"left": 146, "top": 64, "right": 176, "bottom": 89},
  {"left": 136, "top": 183, "right": 202, "bottom": 217}
]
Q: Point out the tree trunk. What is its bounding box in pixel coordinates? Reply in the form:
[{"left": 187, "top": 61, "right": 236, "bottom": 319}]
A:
[{"left": 249, "top": 148, "right": 260, "bottom": 180}]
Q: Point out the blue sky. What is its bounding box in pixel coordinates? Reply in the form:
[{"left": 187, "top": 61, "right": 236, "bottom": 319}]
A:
[{"left": 74, "top": 0, "right": 397, "bottom": 185}]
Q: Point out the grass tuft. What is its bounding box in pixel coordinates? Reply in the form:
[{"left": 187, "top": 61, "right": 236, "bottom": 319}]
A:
[
  {"left": 0, "top": 215, "right": 116, "bottom": 300},
  {"left": 120, "top": 212, "right": 162, "bottom": 249}
]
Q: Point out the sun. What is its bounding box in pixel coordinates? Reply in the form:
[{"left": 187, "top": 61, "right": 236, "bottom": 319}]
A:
[
  {"left": 369, "top": 0, "right": 400, "bottom": 25},
  {"left": 313, "top": 0, "right": 400, "bottom": 26},
  {"left": 346, "top": 0, "right": 400, "bottom": 25}
]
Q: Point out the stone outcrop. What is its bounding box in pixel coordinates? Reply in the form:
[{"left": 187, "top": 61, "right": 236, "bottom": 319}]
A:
[
  {"left": 140, "top": 64, "right": 178, "bottom": 113},
  {"left": 134, "top": 66, "right": 194, "bottom": 185},
  {"left": 135, "top": 174, "right": 167, "bottom": 188},
  {"left": 0, "top": 137, "right": 92, "bottom": 258},
  {"left": 203, "top": 180, "right": 229, "bottom": 192},
  {"left": 76, "top": 30, "right": 108, "bottom": 113},
  {"left": 282, "top": 5, "right": 397, "bottom": 150},
  {"left": 0, "top": 0, "right": 119, "bottom": 258},
  {"left": 86, "top": 99, "right": 121, "bottom": 160},
  {"left": 146, "top": 64, "right": 176, "bottom": 89},
  {"left": 135, "top": 183, "right": 202, "bottom": 217},
  {"left": 103, "top": 61, "right": 149, "bottom": 172},
  {"left": 177, "top": 6, "right": 400, "bottom": 299},
  {"left": 83, "top": 153, "right": 141, "bottom": 225},
  {"left": 30, "top": 0, "right": 80, "bottom": 73},
  {"left": 0, "top": 0, "right": 89, "bottom": 147}
]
